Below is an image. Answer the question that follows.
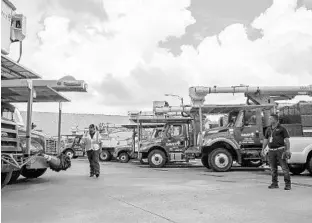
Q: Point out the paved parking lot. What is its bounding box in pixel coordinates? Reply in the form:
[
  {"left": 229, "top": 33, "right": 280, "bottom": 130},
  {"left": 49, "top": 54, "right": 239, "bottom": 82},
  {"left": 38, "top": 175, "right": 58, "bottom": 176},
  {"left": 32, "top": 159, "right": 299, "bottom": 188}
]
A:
[{"left": 2, "top": 159, "right": 312, "bottom": 223}]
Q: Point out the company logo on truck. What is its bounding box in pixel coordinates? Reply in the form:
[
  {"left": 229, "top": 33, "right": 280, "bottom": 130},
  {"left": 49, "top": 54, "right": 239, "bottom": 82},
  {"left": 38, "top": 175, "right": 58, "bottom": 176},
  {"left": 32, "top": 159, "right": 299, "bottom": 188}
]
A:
[
  {"left": 166, "top": 141, "right": 180, "bottom": 146},
  {"left": 241, "top": 133, "right": 255, "bottom": 137}
]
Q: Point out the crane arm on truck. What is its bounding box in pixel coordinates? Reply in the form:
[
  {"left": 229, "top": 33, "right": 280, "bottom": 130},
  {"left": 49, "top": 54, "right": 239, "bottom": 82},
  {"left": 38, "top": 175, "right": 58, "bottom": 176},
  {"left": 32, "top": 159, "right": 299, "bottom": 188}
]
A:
[{"left": 189, "top": 85, "right": 312, "bottom": 107}]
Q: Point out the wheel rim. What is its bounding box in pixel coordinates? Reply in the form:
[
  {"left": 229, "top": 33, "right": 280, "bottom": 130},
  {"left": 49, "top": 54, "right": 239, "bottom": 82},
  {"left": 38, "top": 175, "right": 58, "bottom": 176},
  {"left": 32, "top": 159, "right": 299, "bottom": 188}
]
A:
[
  {"left": 101, "top": 152, "right": 107, "bottom": 160},
  {"left": 214, "top": 153, "right": 229, "bottom": 168},
  {"left": 151, "top": 154, "right": 163, "bottom": 166},
  {"left": 120, "top": 154, "right": 127, "bottom": 161},
  {"left": 66, "top": 151, "right": 74, "bottom": 159}
]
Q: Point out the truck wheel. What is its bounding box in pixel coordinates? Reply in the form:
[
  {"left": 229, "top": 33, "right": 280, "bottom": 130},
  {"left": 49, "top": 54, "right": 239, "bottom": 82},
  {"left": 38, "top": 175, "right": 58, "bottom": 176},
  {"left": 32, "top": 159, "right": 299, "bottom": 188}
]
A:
[
  {"left": 307, "top": 156, "right": 312, "bottom": 176},
  {"left": 8, "top": 171, "right": 21, "bottom": 184},
  {"left": 201, "top": 155, "right": 210, "bottom": 169},
  {"left": 119, "top": 152, "right": 130, "bottom": 163},
  {"left": 64, "top": 149, "right": 74, "bottom": 159},
  {"left": 208, "top": 148, "right": 233, "bottom": 172},
  {"left": 1, "top": 171, "right": 13, "bottom": 189},
  {"left": 21, "top": 168, "right": 47, "bottom": 179},
  {"left": 99, "top": 150, "right": 112, "bottom": 162},
  {"left": 289, "top": 165, "right": 306, "bottom": 175},
  {"left": 148, "top": 149, "right": 167, "bottom": 168}
]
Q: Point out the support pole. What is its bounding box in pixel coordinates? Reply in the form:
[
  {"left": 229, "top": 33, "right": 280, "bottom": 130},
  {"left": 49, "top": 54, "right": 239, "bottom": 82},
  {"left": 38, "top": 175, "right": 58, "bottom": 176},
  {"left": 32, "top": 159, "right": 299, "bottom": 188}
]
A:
[
  {"left": 57, "top": 102, "right": 62, "bottom": 154},
  {"left": 139, "top": 122, "right": 142, "bottom": 159},
  {"left": 26, "top": 80, "right": 34, "bottom": 155},
  {"left": 137, "top": 115, "right": 140, "bottom": 160},
  {"left": 132, "top": 128, "right": 135, "bottom": 152},
  {"left": 198, "top": 106, "right": 203, "bottom": 147}
]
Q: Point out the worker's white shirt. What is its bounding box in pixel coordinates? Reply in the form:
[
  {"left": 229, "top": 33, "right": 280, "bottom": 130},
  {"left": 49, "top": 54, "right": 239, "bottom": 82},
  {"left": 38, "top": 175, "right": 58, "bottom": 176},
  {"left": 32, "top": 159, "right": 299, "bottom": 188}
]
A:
[{"left": 82, "top": 131, "right": 102, "bottom": 151}]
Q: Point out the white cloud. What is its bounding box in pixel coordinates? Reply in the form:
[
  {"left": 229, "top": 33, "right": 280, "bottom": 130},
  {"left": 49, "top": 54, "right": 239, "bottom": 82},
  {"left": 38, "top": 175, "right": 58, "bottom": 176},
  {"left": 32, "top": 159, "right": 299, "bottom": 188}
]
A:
[{"left": 10, "top": 0, "right": 312, "bottom": 115}]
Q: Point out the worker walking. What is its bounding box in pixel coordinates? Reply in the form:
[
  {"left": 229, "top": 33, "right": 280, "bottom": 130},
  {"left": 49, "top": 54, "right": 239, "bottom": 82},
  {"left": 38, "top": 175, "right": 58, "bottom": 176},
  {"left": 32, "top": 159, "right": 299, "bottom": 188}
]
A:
[
  {"left": 81, "top": 124, "right": 102, "bottom": 178},
  {"left": 262, "top": 114, "right": 292, "bottom": 190}
]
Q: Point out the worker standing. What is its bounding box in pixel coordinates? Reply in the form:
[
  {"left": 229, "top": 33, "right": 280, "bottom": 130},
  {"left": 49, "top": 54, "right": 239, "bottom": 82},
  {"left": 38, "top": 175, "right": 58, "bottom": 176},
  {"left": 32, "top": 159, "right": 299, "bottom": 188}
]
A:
[
  {"left": 81, "top": 124, "right": 102, "bottom": 178},
  {"left": 262, "top": 114, "right": 292, "bottom": 190}
]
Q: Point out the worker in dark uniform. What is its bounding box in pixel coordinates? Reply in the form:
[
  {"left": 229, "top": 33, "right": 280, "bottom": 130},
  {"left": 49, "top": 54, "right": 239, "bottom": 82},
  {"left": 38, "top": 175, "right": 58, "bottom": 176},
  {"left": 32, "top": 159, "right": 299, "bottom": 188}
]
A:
[
  {"left": 81, "top": 124, "right": 102, "bottom": 178},
  {"left": 262, "top": 114, "right": 291, "bottom": 190}
]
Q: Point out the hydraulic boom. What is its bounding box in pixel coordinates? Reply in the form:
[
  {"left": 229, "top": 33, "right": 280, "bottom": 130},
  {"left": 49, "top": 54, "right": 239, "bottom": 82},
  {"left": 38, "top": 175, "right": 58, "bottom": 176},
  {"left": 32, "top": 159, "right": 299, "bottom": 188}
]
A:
[{"left": 189, "top": 85, "right": 312, "bottom": 106}]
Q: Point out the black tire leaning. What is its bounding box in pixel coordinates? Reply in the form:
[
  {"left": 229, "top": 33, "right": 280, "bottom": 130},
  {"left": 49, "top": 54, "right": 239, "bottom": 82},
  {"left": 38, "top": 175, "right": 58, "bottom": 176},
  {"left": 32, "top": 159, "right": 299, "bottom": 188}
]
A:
[
  {"left": 208, "top": 148, "right": 233, "bottom": 172},
  {"left": 21, "top": 168, "right": 47, "bottom": 179},
  {"left": 148, "top": 149, "right": 167, "bottom": 168}
]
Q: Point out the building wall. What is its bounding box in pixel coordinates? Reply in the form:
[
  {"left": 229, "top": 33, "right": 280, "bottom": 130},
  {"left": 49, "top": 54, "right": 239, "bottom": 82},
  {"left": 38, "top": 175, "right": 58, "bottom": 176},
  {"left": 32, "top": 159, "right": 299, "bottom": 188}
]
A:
[{"left": 20, "top": 111, "right": 129, "bottom": 136}]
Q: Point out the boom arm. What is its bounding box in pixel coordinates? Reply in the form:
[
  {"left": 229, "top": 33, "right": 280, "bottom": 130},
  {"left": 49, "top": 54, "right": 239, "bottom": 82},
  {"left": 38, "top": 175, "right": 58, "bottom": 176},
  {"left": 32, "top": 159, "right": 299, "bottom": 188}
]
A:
[{"left": 189, "top": 85, "right": 312, "bottom": 106}]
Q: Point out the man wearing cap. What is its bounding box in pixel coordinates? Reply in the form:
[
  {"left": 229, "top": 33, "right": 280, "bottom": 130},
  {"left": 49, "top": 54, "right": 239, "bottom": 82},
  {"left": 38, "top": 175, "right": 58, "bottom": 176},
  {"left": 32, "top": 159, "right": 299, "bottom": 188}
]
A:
[
  {"left": 262, "top": 114, "right": 292, "bottom": 190},
  {"left": 81, "top": 124, "right": 102, "bottom": 178}
]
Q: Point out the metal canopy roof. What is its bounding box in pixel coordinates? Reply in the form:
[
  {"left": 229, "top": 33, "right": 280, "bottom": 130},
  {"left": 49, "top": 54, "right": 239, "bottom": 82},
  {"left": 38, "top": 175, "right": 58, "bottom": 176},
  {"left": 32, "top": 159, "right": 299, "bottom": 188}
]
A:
[
  {"left": 1, "top": 55, "right": 41, "bottom": 80},
  {"left": 130, "top": 116, "right": 193, "bottom": 124},
  {"left": 190, "top": 104, "right": 275, "bottom": 114},
  {"left": 1, "top": 80, "right": 70, "bottom": 103},
  {"left": 121, "top": 123, "right": 165, "bottom": 129}
]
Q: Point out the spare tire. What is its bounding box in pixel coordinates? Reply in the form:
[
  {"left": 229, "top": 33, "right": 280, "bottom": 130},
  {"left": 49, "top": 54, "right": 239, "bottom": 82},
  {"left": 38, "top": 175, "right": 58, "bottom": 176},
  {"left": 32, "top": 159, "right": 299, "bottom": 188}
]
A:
[{"left": 21, "top": 168, "right": 47, "bottom": 179}]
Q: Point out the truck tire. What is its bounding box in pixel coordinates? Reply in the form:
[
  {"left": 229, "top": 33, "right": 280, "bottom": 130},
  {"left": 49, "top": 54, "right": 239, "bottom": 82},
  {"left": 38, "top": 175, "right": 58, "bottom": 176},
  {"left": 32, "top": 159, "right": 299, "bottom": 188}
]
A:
[
  {"left": 201, "top": 155, "right": 210, "bottom": 169},
  {"left": 208, "top": 148, "right": 233, "bottom": 172},
  {"left": 1, "top": 170, "right": 13, "bottom": 189},
  {"left": 119, "top": 152, "right": 130, "bottom": 163},
  {"left": 307, "top": 156, "right": 312, "bottom": 176},
  {"left": 288, "top": 165, "right": 306, "bottom": 175},
  {"left": 148, "top": 149, "right": 167, "bottom": 168},
  {"left": 99, "top": 150, "right": 112, "bottom": 162},
  {"left": 21, "top": 168, "right": 47, "bottom": 179},
  {"left": 8, "top": 171, "right": 21, "bottom": 184},
  {"left": 64, "top": 149, "right": 75, "bottom": 159}
]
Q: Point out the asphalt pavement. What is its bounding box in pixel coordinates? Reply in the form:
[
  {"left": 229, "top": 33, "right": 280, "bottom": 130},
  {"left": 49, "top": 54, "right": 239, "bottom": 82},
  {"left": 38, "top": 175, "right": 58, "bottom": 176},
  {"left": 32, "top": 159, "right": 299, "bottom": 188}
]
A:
[{"left": 1, "top": 159, "right": 312, "bottom": 223}]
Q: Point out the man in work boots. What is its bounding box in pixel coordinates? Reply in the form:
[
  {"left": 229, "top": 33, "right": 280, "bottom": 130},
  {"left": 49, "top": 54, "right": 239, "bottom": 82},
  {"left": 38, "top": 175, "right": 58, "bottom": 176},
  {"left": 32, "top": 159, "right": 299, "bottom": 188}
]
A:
[
  {"left": 262, "top": 114, "right": 292, "bottom": 190},
  {"left": 81, "top": 124, "right": 102, "bottom": 178}
]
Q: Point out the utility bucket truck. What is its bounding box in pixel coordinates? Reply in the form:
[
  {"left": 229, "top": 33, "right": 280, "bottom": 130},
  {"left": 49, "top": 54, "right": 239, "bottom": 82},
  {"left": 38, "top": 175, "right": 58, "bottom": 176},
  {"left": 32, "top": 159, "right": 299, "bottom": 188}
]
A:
[
  {"left": 112, "top": 121, "right": 165, "bottom": 163},
  {"left": 188, "top": 85, "right": 312, "bottom": 174},
  {"left": 128, "top": 109, "right": 195, "bottom": 168}
]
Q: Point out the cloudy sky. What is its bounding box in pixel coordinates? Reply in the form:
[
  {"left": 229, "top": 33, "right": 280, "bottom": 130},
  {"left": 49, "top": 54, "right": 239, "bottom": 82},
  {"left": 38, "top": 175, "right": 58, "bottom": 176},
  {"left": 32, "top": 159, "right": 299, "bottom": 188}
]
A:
[{"left": 10, "top": 0, "right": 312, "bottom": 115}]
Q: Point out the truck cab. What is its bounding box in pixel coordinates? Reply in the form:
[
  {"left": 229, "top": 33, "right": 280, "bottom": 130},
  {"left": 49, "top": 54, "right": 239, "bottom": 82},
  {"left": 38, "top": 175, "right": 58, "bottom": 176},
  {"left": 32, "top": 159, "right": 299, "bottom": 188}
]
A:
[
  {"left": 139, "top": 118, "right": 196, "bottom": 168},
  {"left": 113, "top": 127, "right": 165, "bottom": 163}
]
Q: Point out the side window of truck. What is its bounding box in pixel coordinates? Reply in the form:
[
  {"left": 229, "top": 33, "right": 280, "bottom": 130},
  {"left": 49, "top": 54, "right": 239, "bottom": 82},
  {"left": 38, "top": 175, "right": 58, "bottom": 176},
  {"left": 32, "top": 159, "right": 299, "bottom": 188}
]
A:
[
  {"left": 168, "top": 125, "right": 182, "bottom": 137},
  {"left": 244, "top": 111, "right": 257, "bottom": 126}
]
